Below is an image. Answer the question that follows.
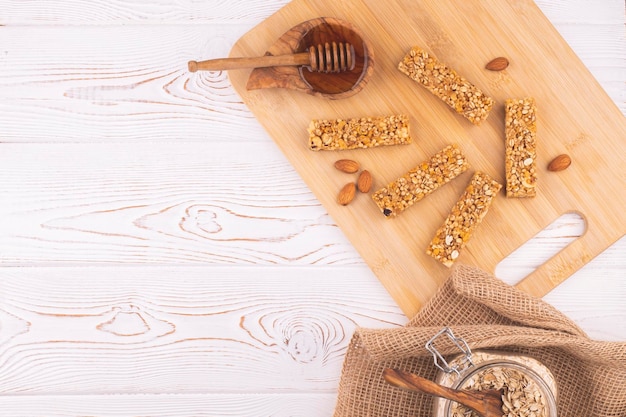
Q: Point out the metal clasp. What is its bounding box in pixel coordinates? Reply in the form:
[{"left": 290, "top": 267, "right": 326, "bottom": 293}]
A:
[{"left": 425, "top": 327, "right": 474, "bottom": 376}]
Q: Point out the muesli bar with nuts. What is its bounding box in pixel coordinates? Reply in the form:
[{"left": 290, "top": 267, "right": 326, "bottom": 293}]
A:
[
  {"left": 371, "top": 144, "right": 469, "bottom": 218},
  {"left": 398, "top": 46, "right": 494, "bottom": 125},
  {"left": 427, "top": 171, "right": 502, "bottom": 267},
  {"left": 505, "top": 98, "right": 537, "bottom": 197},
  {"left": 308, "top": 114, "right": 411, "bottom": 151}
]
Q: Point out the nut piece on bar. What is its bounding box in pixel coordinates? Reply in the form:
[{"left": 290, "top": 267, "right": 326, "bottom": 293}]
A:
[
  {"left": 427, "top": 171, "right": 502, "bottom": 267},
  {"left": 505, "top": 98, "right": 537, "bottom": 197},
  {"left": 308, "top": 114, "right": 411, "bottom": 151},
  {"left": 372, "top": 144, "right": 469, "bottom": 218},
  {"left": 398, "top": 46, "right": 494, "bottom": 125}
]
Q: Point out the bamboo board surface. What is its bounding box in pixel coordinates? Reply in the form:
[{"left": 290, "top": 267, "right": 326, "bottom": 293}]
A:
[{"left": 229, "top": 0, "right": 626, "bottom": 317}]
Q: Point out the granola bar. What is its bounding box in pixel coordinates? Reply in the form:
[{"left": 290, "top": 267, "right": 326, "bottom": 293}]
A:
[
  {"left": 308, "top": 114, "right": 411, "bottom": 151},
  {"left": 372, "top": 144, "right": 469, "bottom": 217},
  {"left": 427, "top": 171, "right": 502, "bottom": 267},
  {"left": 398, "top": 46, "right": 494, "bottom": 125},
  {"left": 505, "top": 98, "right": 537, "bottom": 197}
]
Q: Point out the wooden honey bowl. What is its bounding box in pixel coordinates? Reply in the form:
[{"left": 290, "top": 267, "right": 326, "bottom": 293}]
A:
[{"left": 236, "top": 17, "right": 374, "bottom": 99}]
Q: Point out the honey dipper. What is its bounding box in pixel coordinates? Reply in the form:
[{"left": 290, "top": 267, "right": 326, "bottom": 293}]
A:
[
  {"left": 383, "top": 368, "right": 504, "bottom": 417},
  {"left": 188, "top": 42, "right": 355, "bottom": 73}
]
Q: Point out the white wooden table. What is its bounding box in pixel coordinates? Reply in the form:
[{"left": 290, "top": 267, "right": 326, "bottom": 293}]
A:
[{"left": 0, "top": 1, "right": 624, "bottom": 415}]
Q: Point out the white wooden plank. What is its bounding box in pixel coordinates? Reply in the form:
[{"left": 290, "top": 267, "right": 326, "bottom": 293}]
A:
[
  {"left": 0, "top": 393, "right": 335, "bottom": 417},
  {"left": 0, "top": 21, "right": 623, "bottom": 143},
  {"left": 0, "top": 264, "right": 623, "bottom": 397},
  {"left": 535, "top": 0, "right": 625, "bottom": 24},
  {"left": 534, "top": 1, "right": 626, "bottom": 113},
  {"left": 0, "top": 266, "right": 406, "bottom": 394},
  {"left": 0, "top": 25, "right": 273, "bottom": 143},
  {"left": 2, "top": 142, "right": 621, "bottom": 274},
  {"left": 1, "top": 141, "right": 623, "bottom": 342},
  {"left": 0, "top": 142, "right": 362, "bottom": 265},
  {"left": 546, "top": 24, "right": 625, "bottom": 112},
  {"left": 2, "top": 0, "right": 622, "bottom": 25},
  {"left": 1, "top": 0, "right": 290, "bottom": 25}
]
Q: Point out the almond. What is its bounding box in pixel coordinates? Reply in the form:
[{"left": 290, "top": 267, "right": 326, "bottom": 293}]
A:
[
  {"left": 547, "top": 154, "right": 572, "bottom": 172},
  {"left": 338, "top": 182, "right": 356, "bottom": 206},
  {"left": 357, "top": 170, "right": 372, "bottom": 193},
  {"left": 334, "top": 159, "right": 360, "bottom": 173},
  {"left": 485, "top": 57, "right": 509, "bottom": 71}
]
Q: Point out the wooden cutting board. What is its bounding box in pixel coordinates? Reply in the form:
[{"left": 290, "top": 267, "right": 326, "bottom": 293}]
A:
[{"left": 227, "top": 0, "right": 626, "bottom": 318}]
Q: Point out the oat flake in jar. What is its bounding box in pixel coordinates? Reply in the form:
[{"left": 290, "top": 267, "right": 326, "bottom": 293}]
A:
[{"left": 427, "top": 328, "right": 558, "bottom": 417}]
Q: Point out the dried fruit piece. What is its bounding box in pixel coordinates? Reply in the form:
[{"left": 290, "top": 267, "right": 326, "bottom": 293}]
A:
[
  {"left": 485, "top": 56, "right": 509, "bottom": 71},
  {"left": 334, "top": 159, "right": 360, "bottom": 173},
  {"left": 547, "top": 154, "right": 571, "bottom": 172},
  {"left": 338, "top": 182, "right": 356, "bottom": 206},
  {"left": 357, "top": 170, "right": 372, "bottom": 193}
]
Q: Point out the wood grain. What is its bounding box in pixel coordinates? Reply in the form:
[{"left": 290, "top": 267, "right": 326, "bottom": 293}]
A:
[
  {"left": 2, "top": 0, "right": 622, "bottom": 26},
  {"left": 0, "top": 0, "right": 293, "bottom": 25},
  {"left": 0, "top": 20, "right": 623, "bottom": 143},
  {"left": 0, "top": 25, "right": 274, "bottom": 143},
  {"left": 0, "top": 266, "right": 405, "bottom": 394},
  {"left": 0, "top": 144, "right": 609, "bottom": 270},
  {"left": 0, "top": 393, "right": 335, "bottom": 417},
  {"left": 0, "top": 142, "right": 362, "bottom": 265}
]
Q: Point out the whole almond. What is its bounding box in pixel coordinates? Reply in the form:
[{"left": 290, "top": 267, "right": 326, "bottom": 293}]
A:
[
  {"left": 548, "top": 154, "right": 572, "bottom": 171},
  {"left": 334, "top": 159, "right": 360, "bottom": 173},
  {"left": 357, "top": 170, "right": 372, "bottom": 193},
  {"left": 485, "top": 57, "right": 509, "bottom": 71},
  {"left": 338, "top": 182, "right": 356, "bottom": 205}
]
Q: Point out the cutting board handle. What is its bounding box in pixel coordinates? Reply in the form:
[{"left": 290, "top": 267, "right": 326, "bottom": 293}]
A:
[{"left": 514, "top": 216, "right": 596, "bottom": 297}]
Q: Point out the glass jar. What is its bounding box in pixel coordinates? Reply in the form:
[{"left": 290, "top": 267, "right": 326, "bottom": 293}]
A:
[{"left": 426, "top": 328, "right": 558, "bottom": 417}]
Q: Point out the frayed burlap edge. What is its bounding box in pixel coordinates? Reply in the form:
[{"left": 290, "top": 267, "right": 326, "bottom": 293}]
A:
[{"left": 333, "top": 264, "right": 626, "bottom": 417}]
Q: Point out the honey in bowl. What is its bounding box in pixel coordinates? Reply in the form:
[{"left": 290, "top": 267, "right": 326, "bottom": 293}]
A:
[{"left": 296, "top": 18, "right": 372, "bottom": 96}]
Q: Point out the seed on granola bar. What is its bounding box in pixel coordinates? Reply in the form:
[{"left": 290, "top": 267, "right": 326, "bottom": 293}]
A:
[
  {"left": 427, "top": 171, "right": 502, "bottom": 267},
  {"left": 505, "top": 98, "right": 537, "bottom": 197},
  {"left": 371, "top": 144, "right": 469, "bottom": 218},
  {"left": 308, "top": 114, "right": 411, "bottom": 151},
  {"left": 398, "top": 46, "right": 494, "bottom": 125}
]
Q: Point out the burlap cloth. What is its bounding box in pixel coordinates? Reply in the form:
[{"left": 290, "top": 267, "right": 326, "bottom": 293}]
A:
[{"left": 333, "top": 264, "right": 626, "bottom": 417}]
